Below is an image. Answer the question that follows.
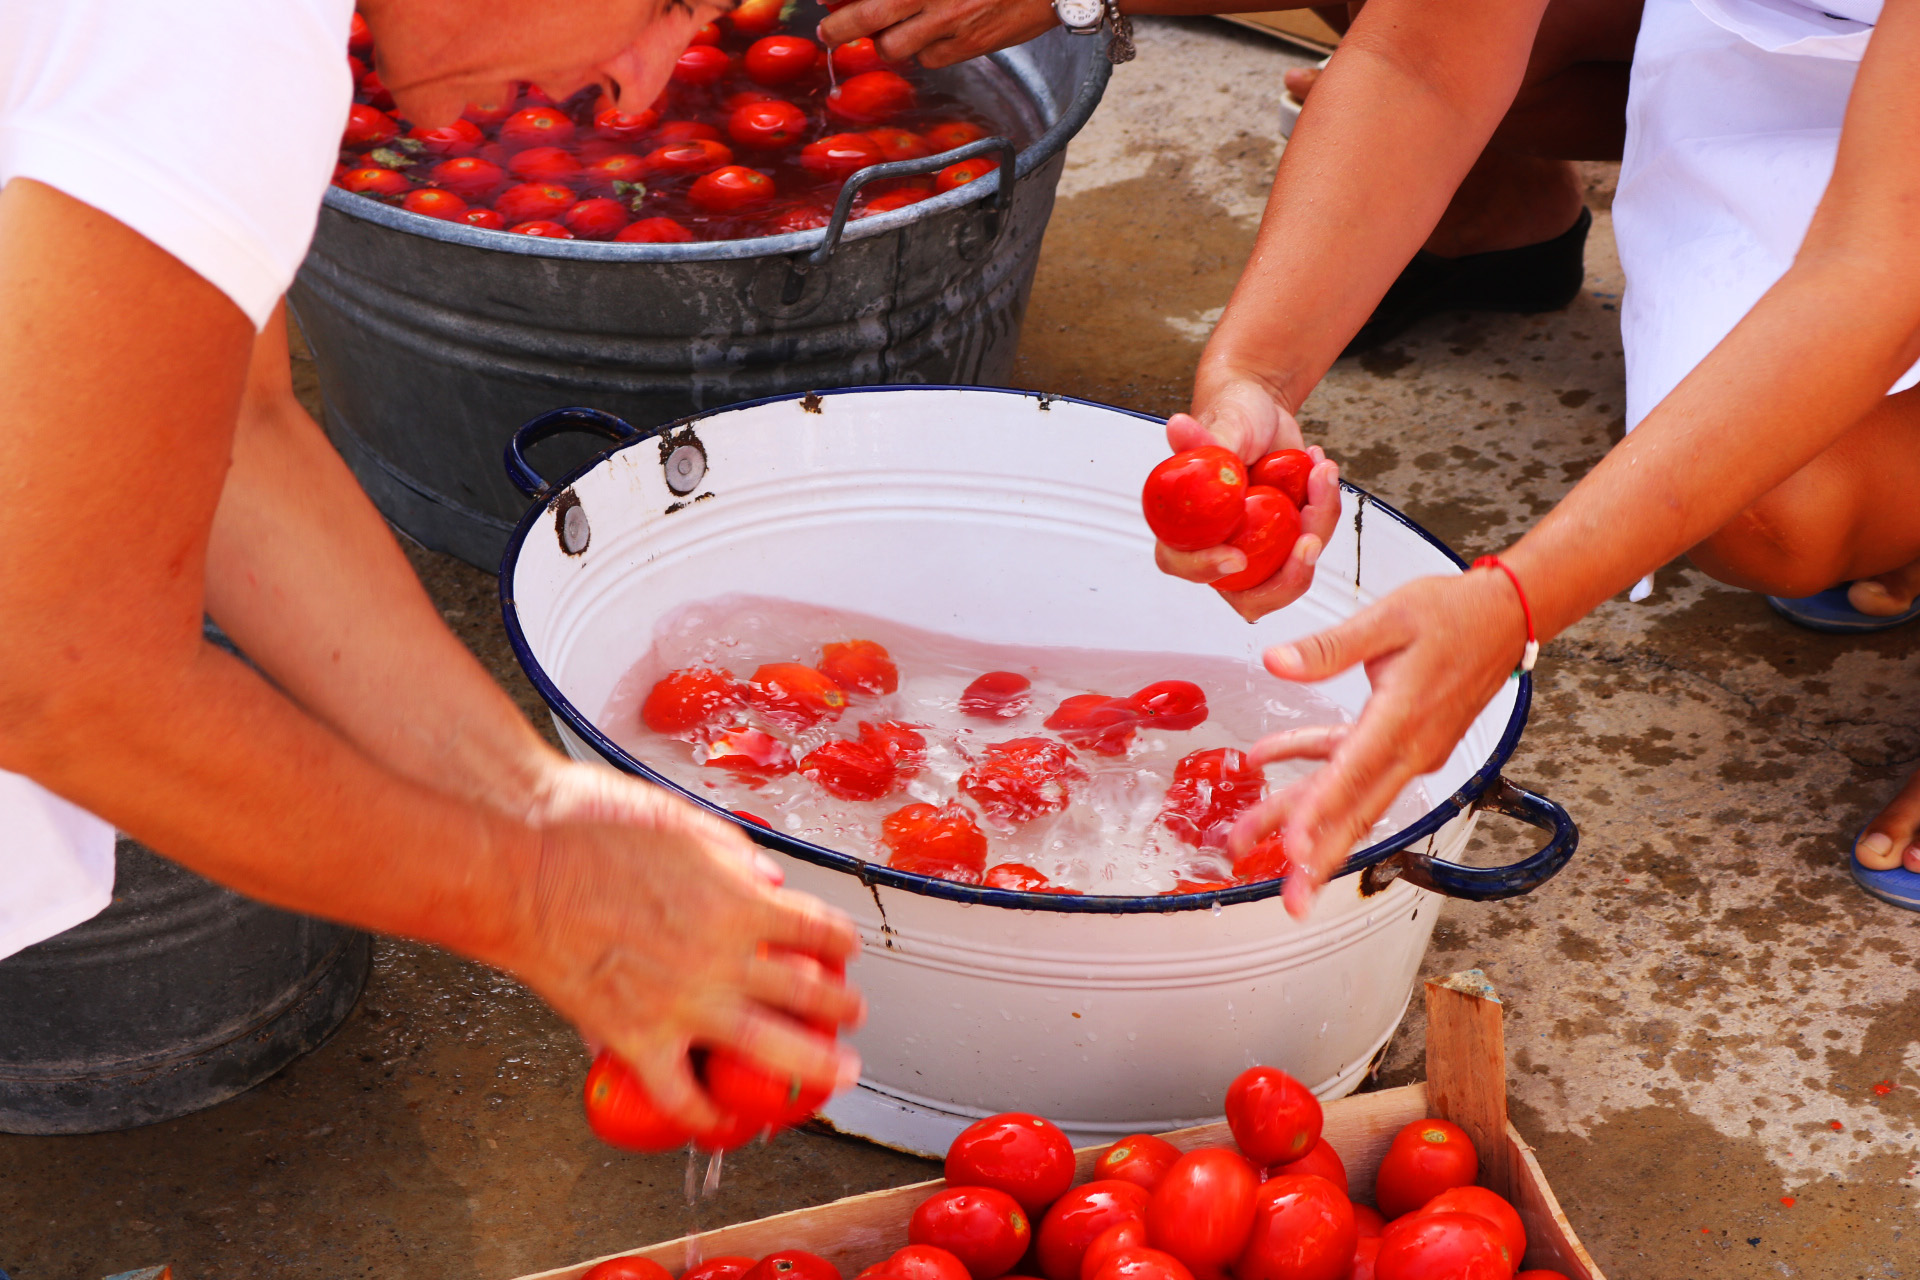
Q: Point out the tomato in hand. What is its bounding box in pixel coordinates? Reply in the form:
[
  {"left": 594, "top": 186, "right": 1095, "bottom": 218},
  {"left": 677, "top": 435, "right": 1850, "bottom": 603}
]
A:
[
  {"left": 1044, "top": 694, "right": 1139, "bottom": 756},
  {"left": 745, "top": 35, "right": 819, "bottom": 84},
  {"left": 501, "top": 106, "right": 577, "bottom": 150},
  {"left": 684, "top": 1258, "right": 760, "bottom": 1280},
  {"left": 832, "top": 37, "right": 896, "bottom": 76},
  {"left": 1265, "top": 1137, "right": 1346, "bottom": 1198},
  {"left": 828, "top": 70, "right": 916, "bottom": 122},
  {"left": 583, "top": 1050, "right": 692, "bottom": 1151},
  {"left": 748, "top": 662, "right": 849, "bottom": 729},
  {"left": 703, "top": 725, "right": 797, "bottom": 777},
  {"left": 879, "top": 1246, "right": 974, "bottom": 1280},
  {"left": 800, "top": 736, "right": 898, "bottom": 801},
  {"left": 1249, "top": 449, "right": 1312, "bottom": 508},
  {"left": 618, "top": 216, "right": 695, "bottom": 243},
  {"left": 728, "top": 0, "right": 788, "bottom": 37},
  {"left": 923, "top": 120, "right": 988, "bottom": 151},
  {"left": 596, "top": 106, "right": 661, "bottom": 141},
  {"left": 1373, "top": 1120, "right": 1478, "bottom": 1219},
  {"left": 703, "top": 1048, "right": 832, "bottom": 1129},
  {"left": 674, "top": 44, "right": 734, "bottom": 86},
  {"left": 730, "top": 99, "right": 810, "bottom": 149},
  {"left": 821, "top": 639, "right": 899, "bottom": 695},
  {"left": 1144, "top": 1148, "right": 1260, "bottom": 1279},
  {"left": 949, "top": 1112, "right": 1077, "bottom": 1215},
  {"left": 509, "top": 145, "right": 584, "bottom": 184},
  {"left": 430, "top": 156, "right": 507, "bottom": 201},
  {"left": 1081, "top": 1222, "right": 1146, "bottom": 1280},
  {"left": 496, "top": 181, "right": 578, "bottom": 223},
  {"left": 1125, "top": 681, "right": 1207, "bottom": 731},
  {"left": 1159, "top": 749, "right": 1264, "bottom": 849},
  {"left": 410, "top": 117, "right": 484, "bottom": 156},
  {"left": 1233, "top": 834, "right": 1291, "bottom": 885},
  {"left": 1141, "top": 446, "right": 1247, "bottom": 552},
  {"left": 1087, "top": 1249, "right": 1192, "bottom": 1280},
  {"left": 961, "top": 672, "right": 1032, "bottom": 719},
  {"left": 801, "top": 133, "right": 885, "bottom": 180},
  {"left": 402, "top": 188, "right": 468, "bottom": 221},
  {"left": 463, "top": 207, "right": 506, "bottom": 230},
  {"left": 1035, "top": 1181, "right": 1152, "bottom": 1280},
  {"left": 1374, "top": 1213, "right": 1510, "bottom": 1280},
  {"left": 1226, "top": 1065, "right": 1323, "bottom": 1167},
  {"left": 582, "top": 1257, "right": 675, "bottom": 1280},
  {"left": 936, "top": 157, "right": 996, "bottom": 193},
  {"left": 882, "top": 802, "right": 989, "bottom": 881},
  {"left": 1413, "top": 1187, "right": 1524, "bottom": 1266},
  {"left": 338, "top": 167, "right": 411, "bottom": 197},
  {"left": 643, "top": 666, "right": 740, "bottom": 734},
  {"left": 960, "top": 737, "right": 1081, "bottom": 823},
  {"left": 910, "top": 1185, "right": 1033, "bottom": 1280},
  {"left": 691, "top": 165, "right": 777, "bottom": 213},
  {"left": 746, "top": 1251, "right": 844, "bottom": 1280},
  {"left": 1234, "top": 1175, "right": 1355, "bottom": 1280},
  {"left": 343, "top": 102, "right": 399, "bottom": 147},
  {"left": 1095, "top": 1134, "right": 1182, "bottom": 1192},
  {"left": 1211, "top": 487, "right": 1301, "bottom": 594}
]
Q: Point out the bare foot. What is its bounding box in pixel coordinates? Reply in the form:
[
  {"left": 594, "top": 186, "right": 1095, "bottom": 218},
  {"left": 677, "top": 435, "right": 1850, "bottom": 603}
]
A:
[
  {"left": 1856, "top": 768, "right": 1920, "bottom": 872},
  {"left": 1847, "top": 558, "right": 1920, "bottom": 617}
]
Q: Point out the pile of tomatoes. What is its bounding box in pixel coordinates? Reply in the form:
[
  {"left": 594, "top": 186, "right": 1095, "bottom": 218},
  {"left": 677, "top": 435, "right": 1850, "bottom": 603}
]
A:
[
  {"left": 641, "top": 639, "right": 1291, "bottom": 895},
  {"left": 336, "top": 6, "right": 1008, "bottom": 243},
  {"left": 1142, "top": 447, "right": 1312, "bottom": 594},
  {"left": 578, "top": 1064, "right": 1574, "bottom": 1280}
]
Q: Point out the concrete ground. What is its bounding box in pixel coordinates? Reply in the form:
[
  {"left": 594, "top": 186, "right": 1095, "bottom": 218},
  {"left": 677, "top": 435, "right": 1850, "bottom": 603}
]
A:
[{"left": 5, "top": 16, "right": 1919, "bottom": 1280}]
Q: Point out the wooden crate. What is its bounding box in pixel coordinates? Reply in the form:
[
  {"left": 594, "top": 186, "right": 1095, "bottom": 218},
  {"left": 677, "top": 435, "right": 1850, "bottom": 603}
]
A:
[
  {"left": 514, "top": 972, "right": 1605, "bottom": 1280},
  {"left": 1216, "top": 10, "right": 1339, "bottom": 55}
]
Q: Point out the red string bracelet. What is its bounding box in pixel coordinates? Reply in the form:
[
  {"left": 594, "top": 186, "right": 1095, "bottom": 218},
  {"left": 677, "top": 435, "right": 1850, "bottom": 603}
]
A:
[{"left": 1472, "top": 555, "right": 1540, "bottom": 675}]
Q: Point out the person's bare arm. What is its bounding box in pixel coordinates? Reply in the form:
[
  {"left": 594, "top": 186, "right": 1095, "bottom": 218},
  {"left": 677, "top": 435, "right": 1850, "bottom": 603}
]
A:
[
  {"left": 816, "top": 0, "right": 1294, "bottom": 70},
  {"left": 0, "top": 180, "right": 859, "bottom": 1126}
]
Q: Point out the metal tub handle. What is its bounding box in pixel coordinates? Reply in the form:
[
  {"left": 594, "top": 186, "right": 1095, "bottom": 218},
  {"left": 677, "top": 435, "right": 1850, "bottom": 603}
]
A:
[
  {"left": 1389, "top": 778, "right": 1579, "bottom": 902},
  {"left": 504, "top": 407, "right": 646, "bottom": 498}
]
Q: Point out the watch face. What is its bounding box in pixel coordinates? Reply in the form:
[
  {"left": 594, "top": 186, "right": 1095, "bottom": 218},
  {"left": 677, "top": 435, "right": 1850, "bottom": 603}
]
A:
[{"left": 1055, "top": 0, "right": 1104, "bottom": 29}]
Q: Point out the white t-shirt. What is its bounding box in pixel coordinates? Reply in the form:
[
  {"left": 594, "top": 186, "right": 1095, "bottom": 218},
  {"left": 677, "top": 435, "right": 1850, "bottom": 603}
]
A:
[{"left": 0, "top": 0, "right": 354, "bottom": 959}]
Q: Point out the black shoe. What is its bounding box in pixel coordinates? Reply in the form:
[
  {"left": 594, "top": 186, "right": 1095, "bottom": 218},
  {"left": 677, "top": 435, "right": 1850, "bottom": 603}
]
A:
[{"left": 1344, "top": 206, "right": 1592, "bottom": 355}]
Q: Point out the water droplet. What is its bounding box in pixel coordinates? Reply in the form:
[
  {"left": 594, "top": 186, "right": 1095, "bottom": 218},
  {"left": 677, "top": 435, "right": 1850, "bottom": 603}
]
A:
[{"left": 1211, "top": 902, "right": 1224, "bottom": 917}]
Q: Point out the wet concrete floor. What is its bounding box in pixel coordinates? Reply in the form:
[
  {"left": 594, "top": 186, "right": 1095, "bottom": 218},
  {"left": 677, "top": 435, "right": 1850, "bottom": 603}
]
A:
[{"left": 6, "top": 16, "right": 1920, "bottom": 1280}]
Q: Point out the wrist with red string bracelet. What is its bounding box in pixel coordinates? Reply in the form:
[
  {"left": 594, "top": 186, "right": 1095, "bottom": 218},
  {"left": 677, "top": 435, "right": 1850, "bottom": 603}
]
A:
[{"left": 1472, "top": 555, "right": 1539, "bottom": 676}]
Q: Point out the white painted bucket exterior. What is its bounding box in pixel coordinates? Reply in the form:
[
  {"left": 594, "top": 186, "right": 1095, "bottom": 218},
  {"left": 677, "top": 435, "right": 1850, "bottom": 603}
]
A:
[{"left": 502, "top": 387, "right": 1570, "bottom": 1156}]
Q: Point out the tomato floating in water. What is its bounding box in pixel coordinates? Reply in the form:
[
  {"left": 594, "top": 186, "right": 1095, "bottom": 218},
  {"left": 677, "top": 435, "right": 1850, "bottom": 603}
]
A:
[
  {"left": 642, "top": 666, "right": 740, "bottom": 734},
  {"left": 1412, "top": 1186, "right": 1525, "bottom": 1266},
  {"left": 863, "top": 189, "right": 931, "bottom": 216},
  {"left": 1141, "top": 446, "right": 1248, "bottom": 552},
  {"left": 949, "top": 1112, "right": 1078, "bottom": 1215},
  {"left": 820, "top": 639, "right": 899, "bottom": 695},
  {"left": 358, "top": 66, "right": 397, "bottom": 111},
  {"left": 1125, "top": 680, "right": 1208, "bottom": 731},
  {"left": 646, "top": 138, "right": 734, "bottom": 177},
  {"left": 1249, "top": 449, "right": 1313, "bottom": 508},
  {"left": 690, "top": 20, "right": 725, "bottom": 44},
  {"left": 337, "top": 167, "right": 411, "bottom": 197},
  {"left": 401, "top": 188, "right": 468, "bottom": 220},
  {"left": 732, "top": 810, "right": 772, "bottom": 828},
  {"left": 562, "top": 197, "right": 630, "bottom": 239},
  {"left": 501, "top": 105, "right": 576, "bottom": 150},
  {"left": 910, "top": 1185, "right": 1033, "bottom": 1280},
  {"left": 923, "top": 120, "right": 988, "bottom": 150},
  {"left": 673, "top": 44, "right": 734, "bottom": 86},
  {"left": 729, "top": 0, "right": 788, "bottom": 37},
  {"left": 800, "top": 736, "right": 898, "bottom": 801},
  {"left": 348, "top": 9, "right": 374, "bottom": 55},
  {"left": 462, "top": 206, "right": 506, "bottom": 230},
  {"left": 430, "top": 155, "right": 507, "bottom": 201},
  {"left": 509, "top": 145, "right": 584, "bottom": 184},
  {"left": 1087, "top": 1248, "right": 1193, "bottom": 1280},
  {"left": 596, "top": 106, "right": 660, "bottom": 140},
  {"left": 658, "top": 120, "right": 725, "bottom": 143},
  {"left": 745, "top": 35, "right": 819, "bottom": 84},
  {"left": 1035, "top": 1181, "right": 1152, "bottom": 1280},
  {"left": 881, "top": 802, "right": 989, "bottom": 881},
  {"left": 496, "top": 181, "right": 578, "bottom": 223},
  {"left": 960, "top": 737, "right": 1080, "bottom": 823},
  {"left": 860, "top": 720, "right": 927, "bottom": 773},
  {"left": 703, "top": 725, "right": 796, "bottom": 777},
  {"left": 875, "top": 1246, "right": 974, "bottom": 1280},
  {"left": 1212, "top": 487, "right": 1301, "bottom": 594},
  {"left": 409, "top": 117, "right": 484, "bottom": 156},
  {"left": 1374, "top": 1212, "right": 1511, "bottom": 1280},
  {"left": 1095, "top": 1134, "right": 1183, "bottom": 1192},
  {"left": 583, "top": 152, "right": 649, "bottom": 196},
  {"left": 1265, "top": 1137, "right": 1346, "bottom": 1197},
  {"left": 343, "top": 102, "right": 399, "bottom": 146},
  {"left": 730, "top": 99, "right": 810, "bottom": 149},
  {"left": 983, "top": 862, "right": 1075, "bottom": 893},
  {"left": 1159, "top": 748, "right": 1264, "bottom": 849},
  {"left": 583, "top": 1258, "right": 675, "bottom": 1280},
  {"left": 582, "top": 1049, "right": 691, "bottom": 1151},
  {"left": 1145, "top": 1148, "right": 1260, "bottom": 1280},
  {"left": 936, "top": 157, "right": 996, "bottom": 193},
  {"left": 828, "top": 70, "right": 916, "bottom": 122},
  {"left": 1044, "top": 693, "right": 1139, "bottom": 756},
  {"left": 1226, "top": 1065, "right": 1324, "bottom": 1167},
  {"left": 1234, "top": 1175, "right": 1355, "bottom": 1280},
  {"left": 510, "top": 220, "right": 574, "bottom": 237},
  {"left": 865, "top": 126, "right": 932, "bottom": 162},
  {"left": 690, "top": 165, "right": 777, "bottom": 213},
  {"left": 683, "top": 1258, "right": 760, "bottom": 1280},
  {"left": 618, "top": 216, "right": 695, "bottom": 242},
  {"left": 801, "top": 132, "right": 885, "bottom": 180},
  {"left": 766, "top": 202, "right": 832, "bottom": 233},
  {"left": 746, "top": 1251, "right": 844, "bottom": 1280},
  {"left": 1081, "top": 1221, "right": 1148, "bottom": 1280},
  {"left": 748, "top": 662, "right": 848, "bottom": 729},
  {"left": 1233, "top": 834, "right": 1291, "bottom": 885},
  {"left": 1373, "top": 1119, "right": 1478, "bottom": 1219},
  {"left": 960, "top": 672, "right": 1032, "bottom": 719}
]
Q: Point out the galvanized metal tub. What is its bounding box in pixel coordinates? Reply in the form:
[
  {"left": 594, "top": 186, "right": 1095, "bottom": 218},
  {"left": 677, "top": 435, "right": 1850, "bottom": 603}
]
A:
[{"left": 290, "top": 22, "right": 1110, "bottom": 569}]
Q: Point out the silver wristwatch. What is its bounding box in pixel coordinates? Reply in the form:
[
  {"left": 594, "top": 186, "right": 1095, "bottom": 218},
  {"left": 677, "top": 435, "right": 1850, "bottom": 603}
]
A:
[{"left": 1053, "top": 0, "right": 1135, "bottom": 62}]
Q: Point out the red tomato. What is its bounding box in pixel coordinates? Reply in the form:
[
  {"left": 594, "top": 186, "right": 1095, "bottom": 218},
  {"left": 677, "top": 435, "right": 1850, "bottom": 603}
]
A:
[
  {"left": 674, "top": 45, "right": 734, "bottom": 86},
  {"left": 515, "top": 82, "right": 557, "bottom": 108},
  {"left": 1144, "top": 1148, "right": 1260, "bottom": 1279},
  {"left": 865, "top": 127, "right": 932, "bottom": 162},
  {"left": 862, "top": 189, "right": 930, "bottom": 216},
  {"left": 1373, "top": 1120, "right": 1478, "bottom": 1220},
  {"left": 1351, "top": 1239, "right": 1381, "bottom": 1280},
  {"left": 496, "top": 181, "right": 578, "bottom": 223},
  {"left": 509, "top": 145, "right": 584, "bottom": 185},
  {"left": 618, "top": 216, "right": 696, "bottom": 242},
  {"left": 402, "top": 188, "right": 468, "bottom": 220},
  {"left": 1249, "top": 449, "right": 1312, "bottom": 508},
  {"left": 732, "top": 810, "right": 773, "bottom": 827},
  {"left": 464, "top": 99, "right": 516, "bottom": 126},
  {"left": 861, "top": 720, "right": 927, "bottom": 773},
  {"left": 1353, "top": 1206, "right": 1386, "bottom": 1239},
  {"left": 1095, "top": 1134, "right": 1182, "bottom": 1192},
  {"left": 348, "top": 54, "right": 368, "bottom": 83},
  {"left": 430, "top": 156, "right": 507, "bottom": 201},
  {"left": 1265, "top": 1138, "right": 1346, "bottom": 1198},
  {"left": 691, "top": 20, "right": 725, "bottom": 44},
  {"left": 1374, "top": 1213, "right": 1511, "bottom": 1280},
  {"left": 1414, "top": 1187, "right": 1524, "bottom": 1267},
  {"left": 511, "top": 220, "right": 574, "bottom": 237},
  {"left": 584, "top": 152, "right": 650, "bottom": 196},
  {"left": 646, "top": 138, "right": 735, "bottom": 177},
  {"left": 936, "top": 157, "right": 996, "bottom": 193},
  {"left": 1087, "top": 1249, "right": 1192, "bottom": 1280},
  {"left": 1513, "top": 1273, "right": 1571, "bottom": 1280},
  {"left": 501, "top": 106, "right": 576, "bottom": 150},
  {"left": 1233, "top": 835, "right": 1291, "bottom": 885},
  {"left": 684, "top": 1258, "right": 760, "bottom": 1280},
  {"left": 832, "top": 37, "right": 896, "bottom": 76},
  {"left": 1035, "top": 1181, "right": 1152, "bottom": 1280},
  {"left": 960, "top": 737, "right": 1081, "bottom": 823},
  {"left": 702, "top": 725, "right": 797, "bottom": 777},
  {"left": 597, "top": 106, "right": 661, "bottom": 140},
  {"left": 949, "top": 1112, "right": 1078, "bottom": 1215},
  {"left": 828, "top": 70, "right": 916, "bottom": 123},
  {"left": 746, "top": 35, "right": 819, "bottom": 84},
  {"left": 767, "top": 202, "right": 832, "bottom": 233},
  {"left": 730, "top": 99, "right": 810, "bottom": 149},
  {"left": 358, "top": 66, "right": 396, "bottom": 111},
  {"left": 348, "top": 9, "right": 374, "bottom": 56},
  {"left": 882, "top": 803, "right": 988, "bottom": 881},
  {"left": 463, "top": 207, "right": 506, "bottom": 230},
  {"left": 583, "top": 1050, "right": 692, "bottom": 1151},
  {"left": 564, "top": 197, "right": 631, "bottom": 239},
  {"left": 338, "top": 167, "right": 411, "bottom": 196},
  {"left": 748, "top": 662, "right": 849, "bottom": 729},
  {"left": 1043, "top": 694, "right": 1139, "bottom": 756},
  {"left": 642, "top": 667, "right": 740, "bottom": 734},
  {"left": 880, "top": 1246, "right": 974, "bottom": 1280},
  {"left": 691, "top": 165, "right": 778, "bottom": 213},
  {"left": 343, "top": 103, "right": 399, "bottom": 147},
  {"left": 960, "top": 672, "right": 1032, "bottom": 719},
  {"left": 1141, "top": 446, "right": 1247, "bottom": 551},
  {"left": 1125, "top": 681, "right": 1207, "bottom": 731},
  {"left": 983, "top": 863, "right": 1076, "bottom": 893},
  {"left": 658, "top": 120, "right": 726, "bottom": 143},
  {"left": 1080, "top": 1221, "right": 1147, "bottom": 1280},
  {"left": 801, "top": 133, "right": 885, "bottom": 180},
  {"left": 410, "top": 117, "right": 484, "bottom": 156},
  {"left": 800, "top": 736, "right": 897, "bottom": 801},
  {"left": 1226, "top": 1066, "right": 1323, "bottom": 1167},
  {"left": 1159, "top": 748, "right": 1264, "bottom": 849},
  {"left": 1234, "top": 1175, "right": 1355, "bottom": 1280},
  {"left": 821, "top": 639, "right": 899, "bottom": 695},
  {"left": 583, "top": 1258, "right": 674, "bottom": 1280},
  {"left": 924, "top": 120, "right": 989, "bottom": 150},
  {"left": 703, "top": 1049, "right": 831, "bottom": 1129},
  {"left": 910, "top": 1185, "right": 1033, "bottom": 1280},
  {"left": 746, "top": 1251, "right": 843, "bottom": 1280},
  {"left": 728, "top": 0, "right": 788, "bottom": 37},
  {"left": 1212, "top": 487, "right": 1302, "bottom": 593}
]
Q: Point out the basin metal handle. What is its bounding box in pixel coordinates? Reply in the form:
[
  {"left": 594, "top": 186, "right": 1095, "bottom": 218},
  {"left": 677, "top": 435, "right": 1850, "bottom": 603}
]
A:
[
  {"left": 1387, "top": 778, "right": 1578, "bottom": 902},
  {"left": 781, "top": 136, "right": 1018, "bottom": 304},
  {"left": 504, "top": 406, "right": 646, "bottom": 498}
]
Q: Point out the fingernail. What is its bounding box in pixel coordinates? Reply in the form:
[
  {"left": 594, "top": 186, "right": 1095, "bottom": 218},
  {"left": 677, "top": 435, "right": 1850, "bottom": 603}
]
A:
[
  {"left": 1861, "top": 832, "right": 1893, "bottom": 858},
  {"left": 835, "top": 1050, "right": 863, "bottom": 1089},
  {"left": 1298, "top": 537, "right": 1321, "bottom": 568},
  {"left": 1269, "top": 644, "right": 1300, "bottom": 672},
  {"left": 1217, "top": 554, "right": 1247, "bottom": 576}
]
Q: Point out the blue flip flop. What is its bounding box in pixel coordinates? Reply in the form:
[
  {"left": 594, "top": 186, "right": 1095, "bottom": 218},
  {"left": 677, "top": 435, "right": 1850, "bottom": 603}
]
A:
[
  {"left": 1767, "top": 584, "right": 1920, "bottom": 634},
  {"left": 1852, "top": 829, "right": 1920, "bottom": 911}
]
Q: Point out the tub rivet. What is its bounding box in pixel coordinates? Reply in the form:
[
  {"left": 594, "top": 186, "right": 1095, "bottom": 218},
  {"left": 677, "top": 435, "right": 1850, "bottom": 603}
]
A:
[
  {"left": 554, "top": 490, "right": 590, "bottom": 556},
  {"left": 665, "top": 444, "right": 706, "bottom": 495}
]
